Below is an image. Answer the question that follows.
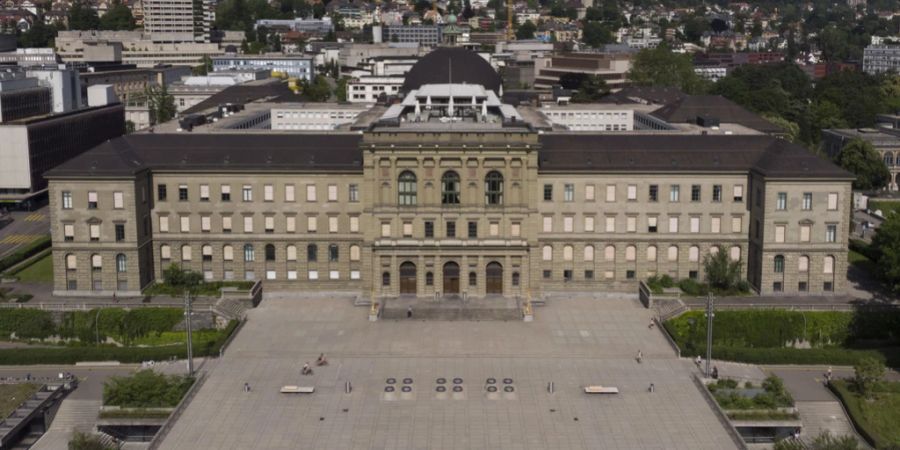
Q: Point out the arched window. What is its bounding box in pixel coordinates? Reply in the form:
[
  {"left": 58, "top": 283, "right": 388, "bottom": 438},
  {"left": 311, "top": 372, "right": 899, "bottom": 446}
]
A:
[
  {"left": 329, "top": 244, "right": 339, "bottom": 262},
  {"left": 66, "top": 254, "right": 77, "bottom": 270},
  {"left": 382, "top": 271, "right": 390, "bottom": 286},
  {"left": 265, "top": 244, "right": 276, "bottom": 261},
  {"left": 350, "top": 245, "right": 360, "bottom": 261},
  {"left": 243, "top": 244, "right": 255, "bottom": 262},
  {"left": 202, "top": 245, "right": 212, "bottom": 261},
  {"left": 542, "top": 245, "right": 553, "bottom": 261},
  {"left": 286, "top": 245, "right": 297, "bottom": 261},
  {"left": 798, "top": 255, "right": 809, "bottom": 272},
  {"left": 774, "top": 255, "right": 785, "bottom": 273},
  {"left": 625, "top": 245, "right": 636, "bottom": 261},
  {"left": 160, "top": 245, "right": 171, "bottom": 260},
  {"left": 116, "top": 254, "right": 127, "bottom": 273},
  {"left": 584, "top": 245, "right": 594, "bottom": 261},
  {"left": 823, "top": 255, "right": 835, "bottom": 274},
  {"left": 181, "top": 245, "right": 191, "bottom": 261},
  {"left": 730, "top": 246, "right": 741, "bottom": 261},
  {"left": 668, "top": 245, "right": 678, "bottom": 261},
  {"left": 485, "top": 171, "right": 503, "bottom": 205},
  {"left": 223, "top": 245, "right": 234, "bottom": 261},
  {"left": 563, "top": 245, "right": 573, "bottom": 261},
  {"left": 689, "top": 246, "right": 700, "bottom": 262},
  {"left": 604, "top": 245, "right": 615, "bottom": 261},
  {"left": 307, "top": 244, "right": 317, "bottom": 262},
  {"left": 398, "top": 171, "right": 417, "bottom": 206},
  {"left": 426, "top": 271, "right": 434, "bottom": 286},
  {"left": 709, "top": 246, "right": 720, "bottom": 256},
  {"left": 91, "top": 254, "right": 102, "bottom": 270},
  {"left": 441, "top": 171, "right": 460, "bottom": 204},
  {"left": 647, "top": 245, "right": 657, "bottom": 261},
  {"left": 469, "top": 271, "right": 477, "bottom": 286},
  {"left": 885, "top": 153, "right": 894, "bottom": 167}
]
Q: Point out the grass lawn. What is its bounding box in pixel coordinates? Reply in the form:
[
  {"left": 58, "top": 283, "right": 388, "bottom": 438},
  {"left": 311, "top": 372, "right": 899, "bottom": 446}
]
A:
[
  {"left": 849, "top": 249, "right": 877, "bottom": 274},
  {"left": 869, "top": 200, "right": 900, "bottom": 218},
  {"left": 830, "top": 380, "right": 900, "bottom": 448},
  {"left": 13, "top": 253, "right": 52, "bottom": 283},
  {"left": 0, "top": 383, "right": 40, "bottom": 418},
  {"left": 131, "top": 329, "right": 223, "bottom": 347}
]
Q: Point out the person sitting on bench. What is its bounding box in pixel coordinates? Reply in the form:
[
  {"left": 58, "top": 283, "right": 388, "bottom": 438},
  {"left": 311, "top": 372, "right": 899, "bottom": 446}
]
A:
[{"left": 316, "top": 353, "right": 328, "bottom": 366}]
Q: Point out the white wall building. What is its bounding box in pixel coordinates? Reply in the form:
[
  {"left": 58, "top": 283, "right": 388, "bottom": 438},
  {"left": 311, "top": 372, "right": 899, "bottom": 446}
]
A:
[
  {"left": 26, "top": 65, "right": 82, "bottom": 113},
  {"left": 270, "top": 105, "right": 368, "bottom": 130},
  {"left": 538, "top": 105, "right": 634, "bottom": 131},
  {"left": 346, "top": 76, "right": 404, "bottom": 103}
]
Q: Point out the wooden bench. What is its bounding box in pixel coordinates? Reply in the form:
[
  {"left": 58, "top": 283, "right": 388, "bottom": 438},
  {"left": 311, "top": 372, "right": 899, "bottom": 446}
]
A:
[
  {"left": 280, "top": 385, "right": 315, "bottom": 394},
  {"left": 584, "top": 386, "right": 619, "bottom": 394}
]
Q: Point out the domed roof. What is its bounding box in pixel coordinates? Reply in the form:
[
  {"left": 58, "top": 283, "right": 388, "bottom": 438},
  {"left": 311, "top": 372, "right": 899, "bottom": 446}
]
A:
[{"left": 402, "top": 47, "right": 502, "bottom": 94}]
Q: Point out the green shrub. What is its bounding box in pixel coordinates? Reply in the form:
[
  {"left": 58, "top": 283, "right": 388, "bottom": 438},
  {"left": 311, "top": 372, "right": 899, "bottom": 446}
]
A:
[
  {"left": 703, "top": 251, "right": 743, "bottom": 291},
  {"left": 850, "top": 239, "right": 880, "bottom": 262},
  {"left": 677, "top": 278, "right": 708, "bottom": 296},
  {"left": 103, "top": 370, "right": 193, "bottom": 408},
  {"left": 0, "top": 236, "right": 50, "bottom": 273},
  {"left": 0, "top": 309, "right": 55, "bottom": 339},
  {"left": 69, "top": 431, "right": 115, "bottom": 450},
  {"left": 829, "top": 380, "right": 895, "bottom": 449}
]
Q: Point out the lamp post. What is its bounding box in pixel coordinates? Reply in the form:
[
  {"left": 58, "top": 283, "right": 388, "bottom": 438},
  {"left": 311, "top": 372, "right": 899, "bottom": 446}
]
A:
[
  {"left": 95, "top": 308, "right": 103, "bottom": 345},
  {"left": 184, "top": 290, "right": 194, "bottom": 377},
  {"left": 705, "top": 290, "right": 714, "bottom": 378}
]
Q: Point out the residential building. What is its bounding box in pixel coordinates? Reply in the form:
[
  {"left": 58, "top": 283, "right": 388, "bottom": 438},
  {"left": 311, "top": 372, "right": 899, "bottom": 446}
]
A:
[
  {"left": 142, "top": 0, "right": 214, "bottom": 43},
  {"left": 212, "top": 55, "right": 314, "bottom": 80},
  {"left": 346, "top": 75, "right": 404, "bottom": 103},
  {"left": 533, "top": 53, "right": 632, "bottom": 90},
  {"left": 863, "top": 44, "right": 900, "bottom": 75}
]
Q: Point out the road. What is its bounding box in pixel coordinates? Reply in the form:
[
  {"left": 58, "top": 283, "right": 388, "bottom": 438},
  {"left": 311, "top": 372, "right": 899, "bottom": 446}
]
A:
[{"left": 0, "top": 206, "right": 49, "bottom": 259}]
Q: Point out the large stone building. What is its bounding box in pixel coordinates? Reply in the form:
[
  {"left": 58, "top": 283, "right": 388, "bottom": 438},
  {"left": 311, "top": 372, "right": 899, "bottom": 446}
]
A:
[{"left": 46, "top": 49, "right": 853, "bottom": 299}]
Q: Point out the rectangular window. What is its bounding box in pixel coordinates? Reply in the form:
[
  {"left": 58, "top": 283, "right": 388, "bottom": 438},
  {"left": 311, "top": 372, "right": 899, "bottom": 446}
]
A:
[
  {"left": 690, "top": 217, "right": 700, "bottom": 233},
  {"left": 712, "top": 185, "right": 722, "bottom": 202},
  {"left": 733, "top": 185, "right": 744, "bottom": 202},
  {"left": 89, "top": 224, "right": 100, "bottom": 241},
  {"left": 775, "top": 225, "right": 785, "bottom": 242},
  {"left": 827, "top": 193, "right": 838, "bottom": 210},
  {"left": 113, "top": 192, "right": 124, "bottom": 209},
  {"left": 584, "top": 216, "right": 594, "bottom": 232},
  {"left": 649, "top": 185, "right": 658, "bottom": 202},
  {"left": 563, "top": 216, "right": 573, "bottom": 232},
  {"left": 668, "top": 216, "right": 678, "bottom": 233},
  {"left": 401, "top": 222, "right": 413, "bottom": 237},
  {"left": 62, "top": 191, "right": 73, "bottom": 209},
  {"left": 307, "top": 216, "right": 317, "bottom": 233},
  {"left": 88, "top": 191, "right": 98, "bottom": 209},
  {"left": 511, "top": 222, "right": 521, "bottom": 237},
  {"left": 306, "top": 184, "right": 317, "bottom": 202},
  {"left": 285, "top": 185, "right": 295, "bottom": 202},
  {"left": 605, "top": 216, "right": 615, "bottom": 233},
  {"left": 711, "top": 217, "right": 721, "bottom": 233},
  {"left": 243, "top": 216, "right": 253, "bottom": 233},
  {"left": 350, "top": 216, "right": 359, "bottom": 233},
  {"left": 157, "top": 184, "right": 167, "bottom": 201},
  {"left": 199, "top": 184, "right": 209, "bottom": 201},
  {"left": 605, "top": 185, "right": 616, "bottom": 202},
  {"left": 802, "top": 193, "right": 812, "bottom": 210},
  {"left": 776, "top": 192, "right": 787, "bottom": 210},
  {"left": 627, "top": 185, "right": 637, "bottom": 201},
  {"left": 178, "top": 185, "right": 187, "bottom": 201},
  {"left": 800, "top": 224, "right": 810, "bottom": 242},
  {"left": 63, "top": 224, "right": 74, "bottom": 241},
  {"left": 773, "top": 282, "right": 783, "bottom": 292},
  {"left": 309, "top": 270, "right": 319, "bottom": 280},
  {"left": 691, "top": 185, "right": 701, "bottom": 202},
  {"left": 489, "top": 222, "right": 499, "bottom": 236},
  {"left": 647, "top": 216, "right": 657, "bottom": 233},
  {"left": 425, "top": 221, "right": 434, "bottom": 238},
  {"left": 446, "top": 221, "right": 456, "bottom": 238},
  {"left": 115, "top": 224, "right": 125, "bottom": 241},
  {"left": 732, "top": 217, "right": 742, "bottom": 233},
  {"left": 180, "top": 216, "right": 190, "bottom": 232},
  {"left": 221, "top": 185, "right": 231, "bottom": 201},
  {"left": 584, "top": 185, "right": 595, "bottom": 201},
  {"left": 585, "top": 270, "right": 594, "bottom": 280},
  {"left": 265, "top": 216, "right": 275, "bottom": 233},
  {"left": 543, "top": 184, "right": 552, "bottom": 201},
  {"left": 381, "top": 222, "right": 391, "bottom": 237},
  {"left": 669, "top": 185, "right": 680, "bottom": 202},
  {"left": 626, "top": 270, "right": 635, "bottom": 280},
  {"left": 543, "top": 216, "right": 552, "bottom": 233},
  {"left": 264, "top": 184, "right": 274, "bottom": 201},
  {"left": 328, "top": 184, "right": 338, "bottom": 201},
  {"left": 349, "top": 184, "right": 359, "bottom": 202},
  {"left": 242, "top": 185, "right": 252, "bottom": 202},
  {"left": 626, "top": 216, "right": 636, "bottom": 232},
  {"left": 286, "top": 216, "right": 296, "bottom": 233},
  {"left": 563, "top": 270, "right": 573, "bottom": 281},
  {"left": 468, "top": 221, "right": 477, "bottom": 238},
  {"left": 543, "top": 270, "right": 551, "bottom": 279},
  {"left": 564, "top": 184, "right": 574, "bottom": 202},
  {"left": 222, "top": 216, "right": 232, "bottom": 233},
  {"left": 329, "top": 216, "right": 338, "bottom": 233},
  {"left": 826, "top": 224, "right": 837, "bottom": 243},
  {"left": 201, "top": 215, "right": 211, "bottom": 232}
]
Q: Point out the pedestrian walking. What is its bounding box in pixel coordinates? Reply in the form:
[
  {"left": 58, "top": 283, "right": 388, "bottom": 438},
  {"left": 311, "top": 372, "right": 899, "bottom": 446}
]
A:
[
  {"left": 648, "top": 319, "right": 655, "bottom": 329},
  {"left": 407, "top": 306, "right": 413, "bottom": 319},
  {"left": 648, "top": 383, "right": 655, "bottom": 393},
  {"left": 243, "top": 382, "right": 251, "bottom": 392},
  {"left": 826, "top": 366, "right": 833, "bottom": 382},
  {"left": 695, "top": 355, "right": 702, "bottom": 366},
  {"left": 712, "top": 366, "right": 719, "bottom": 379},
  {"left": 636, "top": 350, "right": 643, "bottom": 364},
  {"left": 113, "top": 292, "right": 117, "bottom": 304}
]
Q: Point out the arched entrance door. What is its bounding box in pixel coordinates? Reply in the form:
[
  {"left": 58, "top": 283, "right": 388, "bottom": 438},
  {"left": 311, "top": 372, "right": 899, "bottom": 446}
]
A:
[
  {"left": 443, "top": 262, "right": 460, "bottom": 294},
  {"left": 399, "top": 261, "right": 417, "bottom": 295},
  {"left": 486, "top": 262, "right": 503, "bottom": 295}
]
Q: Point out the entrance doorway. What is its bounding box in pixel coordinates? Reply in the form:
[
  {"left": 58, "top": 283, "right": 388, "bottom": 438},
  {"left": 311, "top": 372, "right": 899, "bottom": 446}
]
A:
[
  {"left": 486, "top": 262, "right": 503, "bottom": 295},
  {"left": 399, "top": 261, "right": 416, "bottom": 295},
  {"left": 443, "top": 262, "right": 460, "bottom": 294}
]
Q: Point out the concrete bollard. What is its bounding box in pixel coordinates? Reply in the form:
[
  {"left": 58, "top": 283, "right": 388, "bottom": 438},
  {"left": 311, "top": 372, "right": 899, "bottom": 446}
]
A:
[
  {"left": 345, "top": 381, "right": 352, "bottom": 394},
  {"left": 547, "top": 381, "right": 554, "bottom": 394}
]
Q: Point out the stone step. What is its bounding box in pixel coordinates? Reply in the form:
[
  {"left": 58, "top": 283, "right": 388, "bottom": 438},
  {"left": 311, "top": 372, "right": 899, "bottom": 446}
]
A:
[{"left": 796, "top": 401, "right": 869, "bottom": 448}]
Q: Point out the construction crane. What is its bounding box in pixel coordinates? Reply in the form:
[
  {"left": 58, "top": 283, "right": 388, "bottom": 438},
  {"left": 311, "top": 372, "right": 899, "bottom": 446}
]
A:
[{"left": 506, "top": 0, "right": 514, "bottom": 41}]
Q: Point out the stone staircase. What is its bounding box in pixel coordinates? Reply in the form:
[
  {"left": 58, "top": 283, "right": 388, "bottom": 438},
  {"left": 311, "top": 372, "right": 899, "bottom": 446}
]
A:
[
  {"left": 0, "top": 389, "right": 53, "bottom": 438},
  {"left": 654, "top": 297, "right": 688, "bottom": 321},
  {"left": 30, "top": 399, "right": 101, "bottom": 450},
  {"left": 213, "top": 297, "right": 250, "bottom": 321},
  {"left": 796, "top": 401, "right": 870, "bottom": 449}
]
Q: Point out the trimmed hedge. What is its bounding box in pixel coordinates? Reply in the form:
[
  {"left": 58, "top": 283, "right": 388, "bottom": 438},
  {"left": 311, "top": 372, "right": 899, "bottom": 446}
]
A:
[
  {"left": 0, "top": 309, "right": 55, "bottom": 339},
  {"left": 0, "top": 236, "right": 50, "bottom": 273},
  {"left": 104, "top": 370, "right": 193, "bottom": 408},
  {"left": 829, "top": 380, "right": 896, "bottom": 449},
  {"left": 0, "top": 319, "right": 239, "bottom": 365},
  {"left": 143, "top": 280, "right": 254, "bottom": 298}
]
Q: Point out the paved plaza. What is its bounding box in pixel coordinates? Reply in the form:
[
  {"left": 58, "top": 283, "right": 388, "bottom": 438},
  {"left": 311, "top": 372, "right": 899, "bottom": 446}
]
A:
[{"left": 160, "top": 296, "right": 738, "bottom": 450}]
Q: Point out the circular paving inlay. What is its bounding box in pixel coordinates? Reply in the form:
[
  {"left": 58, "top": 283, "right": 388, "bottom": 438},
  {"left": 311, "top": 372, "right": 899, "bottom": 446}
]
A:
[
  {"left": 384, "top": 386, "right": 395, "bottom": 392},
  {"left": 486, "top": 386, "right": 498, "bottom": 393},
  {"left": 403, "top": 378, "right": 413, "bottom": 385},
  {"left": 452, "top": 386, "right": 464, "bottom": 392},
  {"left": 503, "top": 378, "right": 514, "bottom": 385},
  {"left": 453, "top": 378, "right": 463, "bottom": 385},
  {"left": 386, "top": 378, "right": 396, "bottom": 385},
  {"left": 504, "top": 386, "right": 515, "bottom": 393},
  {"left": 436, "top": 386, "right": 447, "bottom": 393},
  {"left": 401, "top": 386, "right": 412, "bottom": 393},
  {"left": 436, "top": 378, "right": 446, "bottom": 385},
  {"left": 486, "top": 378, "right": 496, "bottom": 385}
]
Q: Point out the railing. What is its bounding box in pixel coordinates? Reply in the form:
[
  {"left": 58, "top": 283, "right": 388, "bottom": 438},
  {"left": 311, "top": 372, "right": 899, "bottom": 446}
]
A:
[
  {"left": 148, "top": 371, "right": 207, "bottom": 450},
  {"left": 217, "top": 318, "right": 246, "bottom": 357},
  {"left": 0, "top": 302, "right": 216, "bottom": 311},
  {"left": 691, "top": 374, "right": 748, "bottom": 450}
]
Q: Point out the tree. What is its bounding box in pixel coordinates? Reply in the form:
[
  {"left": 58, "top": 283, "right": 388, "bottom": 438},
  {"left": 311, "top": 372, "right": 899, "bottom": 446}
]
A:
[
  {"left": 99, "top": 0, "right": 135, "bottom": 30},
  {"left": 68, "top": 1, "right": 100, "bottom": 30},
  {"left": 871, "top": 213, "right": 900, "bottom": 294},
  {"left": 853, "top": 357, "right": 885, "bottom": 398},
  {"left": 702, "top": 250, "right": 743, "bottom": 292},
  {"left": 193, "top": 55, "right": 213, "bottom": 76},
  {"left": 69, "top": 431, "right": 114, "bottom": 450},
  {"left": 301, "top": 75, "right": 332, "bottom": 102},
  {"left": 334, "top": 76, "right": 349, "bottom": 102},
  {"left": 145, "top": 85, "right": 176, "bottom": 124},
  {"left": 627, "top": 45, "right": 706, "bottom": 94},
  {"left": 762, "top": 114, "right": 800, "bottom": 143},
  {"left": 570, "top": 75, "right": 608, "bottom": 103},
  {"left": 516, "top": 20, "right": 536, "bottom": 40},
  {"left": 835, "top": 139, "right": 890, "bottom": 191},
  {"left": 582, "top": 22, "right": 615, "bottom": 48},
  {"left": 18, "top": 21, "right": 59, "bottom": 48}
]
